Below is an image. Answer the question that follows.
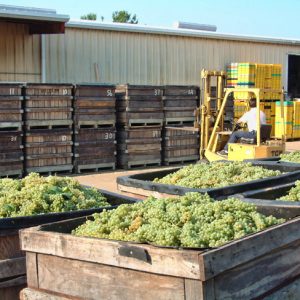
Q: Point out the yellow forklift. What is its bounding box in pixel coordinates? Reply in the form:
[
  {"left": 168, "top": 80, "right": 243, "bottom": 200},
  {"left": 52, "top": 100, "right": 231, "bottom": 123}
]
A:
[{"left": 197, "top": 69, "right": 286, "bottom": 162}]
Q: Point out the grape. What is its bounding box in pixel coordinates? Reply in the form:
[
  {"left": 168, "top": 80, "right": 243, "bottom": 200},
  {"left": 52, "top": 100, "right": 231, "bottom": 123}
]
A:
[
  {"left": 73, "top": 193, "right": 284, "bottom": 248},
  {"left": 153, "top": 162, "right": 281, "bottom": 189},
  {"left": 0, "top": 173, "right": 109, "bottom": 218},
  {"left": 280, "top": 151, "right": 300, "bottom": 163},
  {"left": 279, "top": 180, "right": 300, "bottom": 201}
]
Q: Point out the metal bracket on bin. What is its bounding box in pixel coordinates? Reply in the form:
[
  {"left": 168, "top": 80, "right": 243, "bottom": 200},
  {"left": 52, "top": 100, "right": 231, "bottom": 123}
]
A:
[{"left": 118, "top": 245, "right": 152, "bottom": 264}]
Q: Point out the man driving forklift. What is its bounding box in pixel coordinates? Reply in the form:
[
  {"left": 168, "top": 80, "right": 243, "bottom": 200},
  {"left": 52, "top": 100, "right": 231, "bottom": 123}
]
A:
[{"left": 217, "top": 96, "right": 267, "bottom": 156}]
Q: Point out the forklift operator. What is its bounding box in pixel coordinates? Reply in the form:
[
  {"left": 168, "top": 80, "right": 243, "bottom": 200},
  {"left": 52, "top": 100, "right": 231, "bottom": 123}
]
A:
[{"left": 218, "top": 97, "right": 266, "bottom": 156}]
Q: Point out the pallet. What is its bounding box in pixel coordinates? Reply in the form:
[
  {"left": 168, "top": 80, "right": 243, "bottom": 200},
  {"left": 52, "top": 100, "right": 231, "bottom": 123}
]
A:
[
  {"left": 75, "top": 163, "right": 116, "bottom": 174},
  {"left": 164, "top": 119, "right": 195, "bottom": 125},
  {"left": 75, "top": 121, "right": 115, "bottom": 129},
  {"left": 25, "top": 120, "right": 73, "bottom": 130},
  {"left": 0, "top": 123, "right": 23, "bottom": 131},
  {"left": 25, "top": 165, "right": 73, "bottom": 176}
]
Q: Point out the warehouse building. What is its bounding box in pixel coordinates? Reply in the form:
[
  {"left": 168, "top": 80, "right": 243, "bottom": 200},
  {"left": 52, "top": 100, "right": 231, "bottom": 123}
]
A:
[{"left": 2, "top": 4, "right": 300, "bottom": 97}]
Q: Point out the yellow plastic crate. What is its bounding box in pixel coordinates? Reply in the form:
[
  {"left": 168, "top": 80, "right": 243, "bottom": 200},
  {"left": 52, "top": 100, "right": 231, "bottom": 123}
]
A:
[
  {"left": 293, "top": 100, "right": 300, "bottom": 138},
  {"left": 275, "top": 101, "right": 293, "bottom": 139}
]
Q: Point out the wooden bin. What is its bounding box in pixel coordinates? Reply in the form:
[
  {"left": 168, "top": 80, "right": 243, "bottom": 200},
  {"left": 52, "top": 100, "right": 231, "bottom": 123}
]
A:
[
  {"left": 117, "top": 126, "right": 162, "bottom": 169},
  {"left": 25, "top": 128, "right": 73, "bottom": 174},
  {"left": 25, "top": 84, "right": 73, "bottom": 129},
  {"left": 0, "top": 83, "right": 24, "bottom": 130},
  {"left": 1, "top": 190, "right": 138, "bottom": 300},
  {"left": 74, "top": 127, "right": 116, "bottom": 173},
  {"left": 0, "top": 130, "right": 23, "bottom": 177},
  {"left": 116, "top": 84, "right": 163, "bottom": 126},
  {"left": 162, "top": 126, "right": 199, "bottom": 165},
  {"left": 74, "top": 84, "right": 116, "bottom": 128},
  {"left": 163, "top": 85, "right": 199, "bottom": 125},
  {"left": 20, "top": 213, "right": 300, "bottom": 300}
]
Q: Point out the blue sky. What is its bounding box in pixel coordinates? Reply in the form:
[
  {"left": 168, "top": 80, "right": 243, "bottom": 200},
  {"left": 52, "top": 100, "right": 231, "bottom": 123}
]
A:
[{"left": 3, "top": 0, "right": 300, "bottom": 38}]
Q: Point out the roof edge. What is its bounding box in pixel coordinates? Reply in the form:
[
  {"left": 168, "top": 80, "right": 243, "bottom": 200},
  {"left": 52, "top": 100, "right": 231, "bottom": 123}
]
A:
[{"left": 66, "top": 20, "right": 300, "bottom": 46}]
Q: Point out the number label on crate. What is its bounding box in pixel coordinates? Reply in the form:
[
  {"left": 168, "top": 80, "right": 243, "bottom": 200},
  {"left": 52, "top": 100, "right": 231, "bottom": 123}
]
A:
[
  {"left": 9, "top": 88, "right": 15, "bottom": 95},
  {"left": 107, "top": 90, "right": 113, "bottom": 97},
  {"left": 10, "top": 136, "right": 17, "bottom": 142},
  {"left": 61, "top": 135, "right": 67, "bottom": 142},
  {"left": 154, "top": 89, "right": 162, "bottom": 96},
  {"left": 188, "top": 89, "right": 194, "bottom": 95},
  {"left": 104, "top": 132, "right": 114, "bottom": 139}
]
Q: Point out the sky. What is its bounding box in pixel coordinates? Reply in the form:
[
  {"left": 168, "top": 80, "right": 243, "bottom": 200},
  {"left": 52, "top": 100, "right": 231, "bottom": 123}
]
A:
[{"left": 3, "top": 0, "right": 300, "bottom": 39}]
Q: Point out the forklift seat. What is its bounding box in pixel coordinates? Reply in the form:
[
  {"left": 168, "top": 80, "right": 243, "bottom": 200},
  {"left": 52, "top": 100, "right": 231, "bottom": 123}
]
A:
[{"left": 239, "top": 124, "right": 272, "bottom": 144}]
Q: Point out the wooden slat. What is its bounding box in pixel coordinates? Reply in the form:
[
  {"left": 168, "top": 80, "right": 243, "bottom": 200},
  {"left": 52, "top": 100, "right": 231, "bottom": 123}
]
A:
[
  {"left": 184, "top": 279, "right": 203, "bottom": 300},
  {"left": 199, "top": 216, "right": 300, "bottom": 281},
  {"left": 26, "top": 252, "right": 38, "bottom": 289},
  {"left": 0, "top": 257, "right": 26, "bottom": 279},
  {"left": 36, "top": 253, "right": 185, "bottom": 300},
  {"left": 213, "top": 239, "right": 300, "bottom": 299},
  {"left": 0, "top": 230, "right": 21, "bottom": 259},
  {"left": 20, "top": 288, "right": 73, "bottom": 300},
  {"left": 20, "top": 229, "right": 202, "bottom": 279}
]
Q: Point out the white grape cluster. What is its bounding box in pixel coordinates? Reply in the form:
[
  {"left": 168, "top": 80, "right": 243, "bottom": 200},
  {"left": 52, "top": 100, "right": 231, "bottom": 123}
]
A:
[
  {"left": 279, "top": 180, "right": 300, "bottom": 201},
  {"left": 280, "top": 151, "right": 300, "bottom": 163},
  {"left": 0, "top": 173, "right": 109, "bottom": 218},
  {"left": 153, "top": 161, "right": 281, "bottom": 189},
  {"left": 73, "top": 193, "right": 284, "bottom": 248}
]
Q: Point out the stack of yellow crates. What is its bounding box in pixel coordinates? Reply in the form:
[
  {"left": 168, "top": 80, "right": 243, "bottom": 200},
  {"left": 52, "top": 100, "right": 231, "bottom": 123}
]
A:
[
  {"left": 275, "top": 101, "right": 293, "bottom": 139},
  {"left": 226, "top": 63, "right": 238, "bottom": 87},
  {"left": 292, "top": 100, "right": 300, "bottom": 138},
  {"left": 230, "top": 63, "right": 282, "bottom": 100}
]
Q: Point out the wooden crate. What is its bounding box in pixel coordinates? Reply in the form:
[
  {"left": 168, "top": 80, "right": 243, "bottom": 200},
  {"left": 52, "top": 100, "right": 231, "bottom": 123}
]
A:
[
  {"left": 162, "top": 126, "right": 199, "bottom": 164},
  {"left": 117, "top": 126, "right": 162, "bottom": 169},
  {"left": 19, "top": 214, "right": 300, "bottom": 300},
  {"left": 162, "top": 86, "right": 199, "bottom": 125},
  {"left": 25, "top": 129, "right": 73, "bottom": 174},
  {"left": 0, "top": 130, "right": 23, "bottom": 176},
  {"left": 116, "top": 85, "right": 163, "bottom": 126},
  {"left": 25, "top": 84, "right": 73, "bottom": 129},
  {"left": 74, "top": 84, "right": 116, "bottom": 128},
  {"left": 74, "top": 127, "right": 116, "bottom": 173}
]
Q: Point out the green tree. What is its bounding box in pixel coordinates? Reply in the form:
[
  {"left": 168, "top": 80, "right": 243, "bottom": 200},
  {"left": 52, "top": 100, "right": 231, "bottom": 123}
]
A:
[
  {"left": 80, "top": 13, "right": 97, "bottom": 21},
  {"left": 112, "top": 10, "right": 138, "bottom": 24}
]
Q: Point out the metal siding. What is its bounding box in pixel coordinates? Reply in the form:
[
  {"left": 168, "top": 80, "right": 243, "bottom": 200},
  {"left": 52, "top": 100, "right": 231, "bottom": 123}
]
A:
[
  {"left": 45, "top": 27, "right": 300, "bottom": 88},
  {"left": 0, "top": 22, "right": 41, "bottom": 82}
]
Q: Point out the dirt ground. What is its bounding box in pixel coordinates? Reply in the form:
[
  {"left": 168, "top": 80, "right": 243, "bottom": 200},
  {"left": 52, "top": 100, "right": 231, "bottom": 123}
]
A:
[{"left": 75, "top": 141, "right": 300, "bottom": 197}]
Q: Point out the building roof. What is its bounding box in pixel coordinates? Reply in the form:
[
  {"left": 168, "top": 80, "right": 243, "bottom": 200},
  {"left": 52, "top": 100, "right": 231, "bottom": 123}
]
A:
[
  {"left": 0, "top": 4, "right": 69, "bottom": 34},
  {"left": 67, "top": 20, "right": 300, "bottom": 46}
]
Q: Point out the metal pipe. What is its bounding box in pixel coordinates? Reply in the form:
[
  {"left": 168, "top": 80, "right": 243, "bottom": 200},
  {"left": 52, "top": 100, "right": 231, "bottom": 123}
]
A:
[{"left": 41, "top": 34, "right": 46, "bottom": 83}]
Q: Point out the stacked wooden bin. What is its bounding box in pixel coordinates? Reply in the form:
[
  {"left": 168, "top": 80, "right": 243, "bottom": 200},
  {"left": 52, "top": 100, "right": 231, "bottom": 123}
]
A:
[
  {"left": 24, "top": 84, "right": 73, "bottom": 175},
  {"left": 116, "top": 84, "right": 164, "bottom": 169},
  {"left": 74, "top": 84, "right": 116, "bottom": 173},
  {"left": 162, "top": 85, "right": 200, "bottom": 165},
  {"left": 0, "top": 83, "right": 24, "bottom": 177}
]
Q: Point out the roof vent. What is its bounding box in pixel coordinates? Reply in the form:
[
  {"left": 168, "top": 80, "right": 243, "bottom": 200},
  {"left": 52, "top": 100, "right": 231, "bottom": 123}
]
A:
[{"left": 174, "top": 21, "right": 217, "bottom": 32}]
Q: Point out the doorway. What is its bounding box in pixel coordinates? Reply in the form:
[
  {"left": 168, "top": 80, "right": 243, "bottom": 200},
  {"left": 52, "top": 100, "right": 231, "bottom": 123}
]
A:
[{"left": 288, "top": 55, "right": 300, "bottom": 98}]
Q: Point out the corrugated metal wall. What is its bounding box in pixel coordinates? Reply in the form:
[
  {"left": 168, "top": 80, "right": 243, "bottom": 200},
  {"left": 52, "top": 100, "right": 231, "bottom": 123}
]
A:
[
  {"left": 45, "top": 27, "right": 300, "bottom": 87},
  {"left": 0, "top": 22, "right": 41, "bottom": 82}
]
